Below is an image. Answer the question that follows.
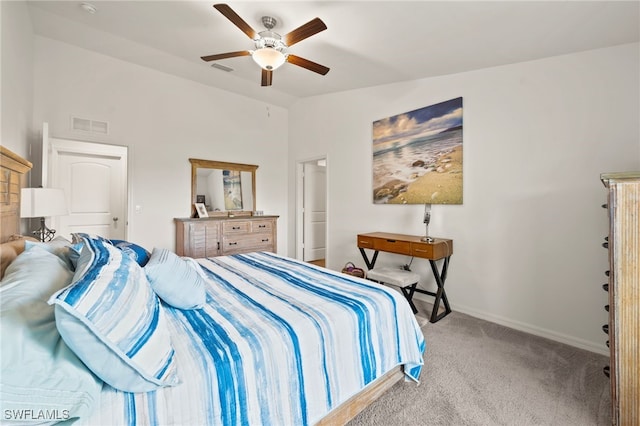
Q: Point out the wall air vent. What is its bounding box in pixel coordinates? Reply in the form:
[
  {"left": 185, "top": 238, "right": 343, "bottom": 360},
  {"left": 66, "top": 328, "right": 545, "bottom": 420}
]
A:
[
  {"left": 71, "top": 116, "right": 109, "bottom": 135},
  {"left": 211, "top": 63, "right": 234, "bottom": 72}
]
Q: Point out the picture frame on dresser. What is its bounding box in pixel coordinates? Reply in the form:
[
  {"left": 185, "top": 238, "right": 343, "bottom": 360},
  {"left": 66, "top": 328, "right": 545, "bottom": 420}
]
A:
[{"left": 194, "top": 203, "right": 208, "bottom": 218}]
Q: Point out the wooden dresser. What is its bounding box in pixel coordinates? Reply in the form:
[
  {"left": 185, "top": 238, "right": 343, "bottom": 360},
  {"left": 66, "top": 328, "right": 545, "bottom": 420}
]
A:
[
  {"left": 175, "top": 215, "right": 278, "bottom": 258},
  {"left": 601, "top": 172, "right": 639, "bottom": 426}
]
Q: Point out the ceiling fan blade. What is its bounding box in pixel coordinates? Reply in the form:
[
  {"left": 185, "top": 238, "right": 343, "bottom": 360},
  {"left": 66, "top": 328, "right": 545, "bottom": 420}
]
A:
[
  {"left": 287, "top": 55, "right": 330, "bottom": 75},
  {"left": 213, "top": 3, "right": 257, "bottom": 40},
  {"left": 261, "top": 69, "right": 273, "bottom": 87},
  {"left": 284, "top": 17, "right": 327, "bottom": 47},
  {"left": 201, "top": 50, "right": 251, "bottom": 62}
]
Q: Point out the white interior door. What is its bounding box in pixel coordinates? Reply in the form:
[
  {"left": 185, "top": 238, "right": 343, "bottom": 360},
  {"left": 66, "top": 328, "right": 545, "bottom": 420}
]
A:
[
  {"left": 303, "top": 162, "right": 326, "bottom": 261},
  {"left": 48, "top": 138, "right": 127, "bottom": 241}
]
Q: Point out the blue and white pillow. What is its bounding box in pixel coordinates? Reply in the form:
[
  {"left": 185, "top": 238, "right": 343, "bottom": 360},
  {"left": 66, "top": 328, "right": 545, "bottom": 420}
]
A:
[
  {"left": 144, "top": 248, "right": 206, "bottom": 310},
  {"left": 48, "top": 237, "right": 179, "bottom": 392},
  {"left": 109, "top": 239, "right": 151, "bottom": 266},
  {"left": 71, "top": 233, "right": 151, "bottom": 267},
  {"left": 70, "top": 232, "right": 110, "bottom": 245}
]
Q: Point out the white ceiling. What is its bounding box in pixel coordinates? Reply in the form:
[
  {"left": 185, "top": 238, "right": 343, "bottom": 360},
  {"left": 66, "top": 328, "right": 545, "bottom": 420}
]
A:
[{"left": 27, "top": 1, "right": 640, "bottom": 107}]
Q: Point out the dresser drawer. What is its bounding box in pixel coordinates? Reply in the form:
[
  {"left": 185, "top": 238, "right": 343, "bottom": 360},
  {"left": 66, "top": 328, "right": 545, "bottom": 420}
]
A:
[
  {"left": 222, "top": 233, "right": 274, "bottom": 255},
  {"left": 222, "top": 221, "right": 250, "bottom": 234},
  {"left": 248, "top": 233, "right": 274, "bottom": 251},
  {"left": 251, "top": 220, "right": 273, "bottom": 233}
]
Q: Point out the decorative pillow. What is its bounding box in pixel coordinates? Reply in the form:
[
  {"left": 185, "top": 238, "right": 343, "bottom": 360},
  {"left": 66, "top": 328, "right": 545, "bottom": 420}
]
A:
[
  {"left": 109, "top": 239, "right": 151, "bottom": 266},
  {"left": 0, "top": 236, "right": 39, "bottom": 280},
  {"left": 0, "top": 240, "right": 24, "bottom": 281},
  {"left": 70, "top": 232, "right": 110, "bottom": 245},
  {"left": 70, "top": 233, "right": 151, "bottom": 267},
  {"left": 0, "top": 246, "right": 102, "bottom": 423},
  {"left": 67, "top": 243, "right": 84, "bottom": 270},
  {"left": 48, "top": 237, "right": 180, "bottom": 392},
  {"left": 25, "top": 236, "right": 75, "bottom": 270},
  {"left": 144, "top": 248, "right": 206, "bottom": 310}
]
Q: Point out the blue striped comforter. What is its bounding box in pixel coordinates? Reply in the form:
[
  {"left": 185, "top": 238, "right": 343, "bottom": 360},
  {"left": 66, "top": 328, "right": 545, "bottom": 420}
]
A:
[{"left": 81, "top": 252, "right": 425, "bottom": 425}]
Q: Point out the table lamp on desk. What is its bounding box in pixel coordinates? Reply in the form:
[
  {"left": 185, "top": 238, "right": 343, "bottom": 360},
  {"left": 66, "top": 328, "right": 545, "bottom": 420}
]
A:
[{"left": 421, "top": 203, "right": 434, "bottom": 243}]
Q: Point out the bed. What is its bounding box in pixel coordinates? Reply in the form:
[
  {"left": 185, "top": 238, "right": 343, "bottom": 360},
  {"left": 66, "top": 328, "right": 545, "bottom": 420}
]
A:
[{"left": 0, "top": 146, "right": 425, "bottom": 425}]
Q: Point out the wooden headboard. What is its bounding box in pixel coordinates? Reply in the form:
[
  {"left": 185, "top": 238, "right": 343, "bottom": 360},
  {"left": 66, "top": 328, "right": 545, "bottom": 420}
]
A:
[{"left": 1, "top": 146, "right": 32, "bottom": 243}]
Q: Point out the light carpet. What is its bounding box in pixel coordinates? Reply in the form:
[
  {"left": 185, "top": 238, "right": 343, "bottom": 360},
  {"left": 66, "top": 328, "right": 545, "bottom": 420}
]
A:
[{"left": 349, "top": 299, "right": 611, "bottom": 425}]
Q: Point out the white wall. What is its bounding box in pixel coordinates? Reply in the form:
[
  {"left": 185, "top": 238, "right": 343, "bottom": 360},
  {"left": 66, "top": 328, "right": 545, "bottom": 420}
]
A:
[
  {"left": 1, "top": 1, "right": 34, "bottom": 159},
  {"left": 32, "top": 37, "right": 289, "bottom": 253},
  {"left": 288, "top": 43, "right": 640, "bottom": 354}
]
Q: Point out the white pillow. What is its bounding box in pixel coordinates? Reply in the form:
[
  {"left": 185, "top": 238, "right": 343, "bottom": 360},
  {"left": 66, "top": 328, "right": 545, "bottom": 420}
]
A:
[
  {"left": 0, "top": 247, "right": 102, "bottom": 424},
  {"left": 25, "top": 236, "right": 75, "bottom": 270}
]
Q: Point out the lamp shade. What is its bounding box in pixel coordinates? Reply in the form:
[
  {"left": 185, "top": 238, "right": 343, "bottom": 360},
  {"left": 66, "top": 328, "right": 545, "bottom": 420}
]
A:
[
  {"left": 20, "top": 188, "right": 68, "bottom": 218},
  {"left": 252, "top": 47, "right": 286, "bottom": 71}
]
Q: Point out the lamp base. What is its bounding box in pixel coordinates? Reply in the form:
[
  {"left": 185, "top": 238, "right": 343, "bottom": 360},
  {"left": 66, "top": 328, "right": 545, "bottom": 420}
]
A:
[
  {"left": 32, "top": 217, "right": 57, "bottom": 242},
  {"left": 421, "top": 236, "right": 434, "bottom": 243}
]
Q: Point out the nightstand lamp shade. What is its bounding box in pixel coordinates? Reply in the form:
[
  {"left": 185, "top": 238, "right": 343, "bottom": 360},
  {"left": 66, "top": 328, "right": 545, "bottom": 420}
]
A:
[{"left": 20, "top": 188, "right": 68, "bottom": 242}]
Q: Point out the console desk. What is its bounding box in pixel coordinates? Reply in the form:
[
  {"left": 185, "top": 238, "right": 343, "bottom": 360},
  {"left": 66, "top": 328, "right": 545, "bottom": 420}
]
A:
[{"left": 357, "top": 232, "right": 453, "bottom": 323}]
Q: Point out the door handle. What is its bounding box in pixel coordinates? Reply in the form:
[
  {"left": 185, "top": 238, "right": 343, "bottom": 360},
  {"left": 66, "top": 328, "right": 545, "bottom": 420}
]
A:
[{"left": 113, "top": 217, "right": 119, "bottom": 222}]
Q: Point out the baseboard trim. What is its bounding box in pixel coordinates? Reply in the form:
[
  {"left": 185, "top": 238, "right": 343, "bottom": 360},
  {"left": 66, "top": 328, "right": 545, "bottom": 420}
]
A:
[{"left": 414, "top": 294, "right": 609, "bottom": 356}]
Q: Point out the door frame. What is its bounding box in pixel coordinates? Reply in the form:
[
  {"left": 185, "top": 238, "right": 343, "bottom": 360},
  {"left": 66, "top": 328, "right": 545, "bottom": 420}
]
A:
[
  {"left": 295, "top": 155, "right": 328, "bottom": 264},
  {"left": 45, "top": 133, "right": 129, "bottom": 239}
]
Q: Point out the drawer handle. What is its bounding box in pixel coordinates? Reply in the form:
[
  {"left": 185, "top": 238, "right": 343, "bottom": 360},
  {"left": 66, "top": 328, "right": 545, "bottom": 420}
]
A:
[
  {"left": 414, "top": 249, "right": 427, "bottom": 253},
  {"left": 386, "top": 239, "right": 396, "bottom": 243},
  {"left": 229, "top": 242, "right": 238, "bottom": 246},
  {"left": 258, "top": 225, "right": 266, "bottom": 228},
  {"left": 261, "top": 238, "right": 269, "bottom": 242},
  {"left": 232, "top": 226, "right": 240, "bottom": 230}
]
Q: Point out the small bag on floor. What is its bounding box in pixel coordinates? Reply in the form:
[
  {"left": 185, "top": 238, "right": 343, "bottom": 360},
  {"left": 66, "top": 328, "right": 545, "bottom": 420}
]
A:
[{"left": 341, "top": 262, "right": 366, "bottom": 278}]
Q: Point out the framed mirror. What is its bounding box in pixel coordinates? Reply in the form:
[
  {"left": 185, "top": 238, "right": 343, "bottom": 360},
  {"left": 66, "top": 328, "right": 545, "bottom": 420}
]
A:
[{"left": 190, "top": 159, "right": 257, "bottom": 216}]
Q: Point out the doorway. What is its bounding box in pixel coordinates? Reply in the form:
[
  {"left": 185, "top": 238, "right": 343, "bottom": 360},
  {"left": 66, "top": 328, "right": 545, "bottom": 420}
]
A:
[
  {"left": 44, "top": 127, "right": 128, "bottom": 241},
  {"left": 296, "top": 157, "right": 327, "bottom": 266}
]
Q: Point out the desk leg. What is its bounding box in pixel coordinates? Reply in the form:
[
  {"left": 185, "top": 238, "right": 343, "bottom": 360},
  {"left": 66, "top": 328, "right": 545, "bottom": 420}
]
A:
[
  {"left": 428, "top": 256, "right": 451, "bottom": 322},
  {"left": 415, "top": 256, "right": 452, "bottom": 323},
  {"left": 358, "top": 248, "right": 379, "bottom": 270}
]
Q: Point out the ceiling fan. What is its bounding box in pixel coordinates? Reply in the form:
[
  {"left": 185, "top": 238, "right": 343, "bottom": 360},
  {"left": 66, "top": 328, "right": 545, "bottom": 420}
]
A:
[{"left": 201, "top": 3, "right": 330, "bottom": 87}]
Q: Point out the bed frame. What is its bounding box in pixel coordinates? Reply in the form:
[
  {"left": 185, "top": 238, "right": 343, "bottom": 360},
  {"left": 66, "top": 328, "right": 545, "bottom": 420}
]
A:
[
  {"left": 0, "top": 144, "right": 403, "bottom": 424},
  {"left": 1, "top": 146, "right": 32, "bottom": 243},
  {"left": 317, "top": 366, "right": 404, "bottom": 425}
]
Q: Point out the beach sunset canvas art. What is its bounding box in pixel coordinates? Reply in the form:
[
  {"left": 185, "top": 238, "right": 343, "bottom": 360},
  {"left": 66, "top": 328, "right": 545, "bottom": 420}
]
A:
[{"left": 372, "top": 97, "right": 463, "bottom": 204}]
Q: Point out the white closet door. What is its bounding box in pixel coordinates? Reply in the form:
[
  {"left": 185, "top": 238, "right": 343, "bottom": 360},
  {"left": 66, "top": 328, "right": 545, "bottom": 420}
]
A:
[
  {"left": 48, "top": 138, "right": 127, "bottom": 240},
  {"left": 303, "top": 162, "right": 326, "bottom": 261}
]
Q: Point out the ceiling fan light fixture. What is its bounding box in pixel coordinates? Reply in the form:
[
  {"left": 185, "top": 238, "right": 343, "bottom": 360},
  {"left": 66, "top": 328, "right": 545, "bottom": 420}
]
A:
[
  {"left": 252, "top": 47, "right": 286, "bottom": 71},
  {"left": 203, "top": 5, "right": 329, "bottom": 85}
]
